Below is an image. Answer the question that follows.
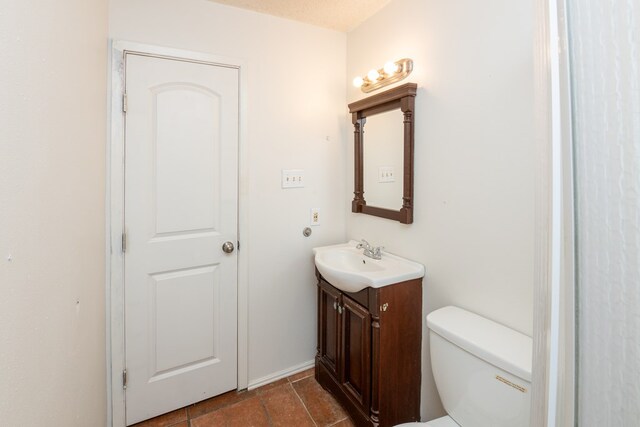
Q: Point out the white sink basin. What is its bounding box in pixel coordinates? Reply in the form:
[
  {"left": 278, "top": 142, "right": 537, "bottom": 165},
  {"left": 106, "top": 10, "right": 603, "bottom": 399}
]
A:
[{"left": 313, "top": 240, "right": 425, "bottom": 294}]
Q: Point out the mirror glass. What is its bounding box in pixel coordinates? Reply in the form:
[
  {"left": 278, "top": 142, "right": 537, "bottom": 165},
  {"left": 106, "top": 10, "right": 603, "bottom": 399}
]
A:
[{"left": 362, "top": 110, "right": 404, "bottom": 210}]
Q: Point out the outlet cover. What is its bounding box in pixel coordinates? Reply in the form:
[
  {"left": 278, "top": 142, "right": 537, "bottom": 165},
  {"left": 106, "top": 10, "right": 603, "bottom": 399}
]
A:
[
  {"left": 310, "top": 207, "right": 320, "bottom": 226},
  {"left": 282, "top": 169, "right": 305, "bottom": 188}
]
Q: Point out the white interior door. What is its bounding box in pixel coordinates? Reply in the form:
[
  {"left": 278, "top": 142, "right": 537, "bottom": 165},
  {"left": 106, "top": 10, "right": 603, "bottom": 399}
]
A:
[{"left": 123, "top": 53, "right": 239, "bottom": 425}]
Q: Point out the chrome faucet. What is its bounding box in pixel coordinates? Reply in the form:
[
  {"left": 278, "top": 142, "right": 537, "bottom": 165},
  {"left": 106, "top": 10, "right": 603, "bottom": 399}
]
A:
[{"left": 356, "top": 239, "right": 383, "bottom": 260}]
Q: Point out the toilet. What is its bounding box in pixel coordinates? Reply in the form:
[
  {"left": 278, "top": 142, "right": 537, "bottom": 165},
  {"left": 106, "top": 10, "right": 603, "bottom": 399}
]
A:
[{"left": 399, "top": 306, "right": 532, "bottom": 427}]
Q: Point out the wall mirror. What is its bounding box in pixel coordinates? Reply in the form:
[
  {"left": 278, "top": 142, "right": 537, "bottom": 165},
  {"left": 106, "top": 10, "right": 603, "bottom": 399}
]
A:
[{"left": 348, "top": 83, "right": 417, "bottom": 224}]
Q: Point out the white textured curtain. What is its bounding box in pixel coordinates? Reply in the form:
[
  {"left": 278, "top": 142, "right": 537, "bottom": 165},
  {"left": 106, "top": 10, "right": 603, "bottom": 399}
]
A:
[{"left": 568, "top": 0, "right": 640, "bottom": 424}]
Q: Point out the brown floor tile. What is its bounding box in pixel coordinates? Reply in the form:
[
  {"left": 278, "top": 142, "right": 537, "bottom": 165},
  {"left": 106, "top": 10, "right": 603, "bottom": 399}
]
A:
[
  {"left": 131, "top": 368, "right": 353, "bottom": 427},
  {"left": 131, "top": 408, "right": 188, "bottom": 427},
  {"left": 260, "top": 383, "right": 315, "bottom": 427},
  {"left": 191, "top": 410, "right": 225, "bottom": 427},
  {"left": 192, "top": 396, "right": 271, "bottom": 427},
  {"left": 188, "top": 389, "right": 258, "bottom": 419},
  {"left": 255, "top": 377, "right": 289, "bottom": 393},
  {"left": 287, "top": 367, "right": 315, "bottom": 383},
  {"left": 330, "top": 418, "right": 355, "bottom": 427},
  {"left": 292, "top": 377, "right": 348, "bottom": 426},
  {"left": 220, "top": 396, "right": 270, "bottom": 427}
]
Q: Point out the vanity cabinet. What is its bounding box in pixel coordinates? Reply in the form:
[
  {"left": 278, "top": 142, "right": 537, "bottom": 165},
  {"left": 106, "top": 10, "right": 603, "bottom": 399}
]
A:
[{"left": 315, "top": 269, "right": 422, "bottom": 427}]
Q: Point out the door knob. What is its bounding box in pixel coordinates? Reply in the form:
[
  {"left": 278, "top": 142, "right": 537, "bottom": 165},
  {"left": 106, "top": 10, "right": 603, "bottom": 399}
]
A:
[{"left": 222, "top": 241, "right": 235, "bottom": 254}]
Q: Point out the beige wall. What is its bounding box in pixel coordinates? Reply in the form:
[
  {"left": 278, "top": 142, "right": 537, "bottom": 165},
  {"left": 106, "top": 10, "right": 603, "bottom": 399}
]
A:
[
  {"left": 0, "top": 0, "right": 109, "bottom": 425},
  {"left": 0, "top": 0, "right": 536, "bottom": 424},
  {"left": 347, "top": 0, "right": 535, "bottom": 420}
]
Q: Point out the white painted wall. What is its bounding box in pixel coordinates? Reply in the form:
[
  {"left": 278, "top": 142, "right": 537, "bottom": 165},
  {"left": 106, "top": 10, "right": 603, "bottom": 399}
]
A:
[
  {"left": 347, "top": 0, "right": 535, "bottom": 419},
  {"left": 0, "top": 0, "right": 109, "bottom": 425},
  {"left": 109, "top": 0, "right": 347, "bottom": 384},
  {"left": 568, "top": 0, "right": 640, "bottom": 424}
]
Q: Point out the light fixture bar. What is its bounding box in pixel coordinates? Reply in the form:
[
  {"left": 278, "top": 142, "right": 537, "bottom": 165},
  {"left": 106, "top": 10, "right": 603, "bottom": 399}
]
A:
[{"left": 354, "top": 58, "right": 414, "bottom": 93}]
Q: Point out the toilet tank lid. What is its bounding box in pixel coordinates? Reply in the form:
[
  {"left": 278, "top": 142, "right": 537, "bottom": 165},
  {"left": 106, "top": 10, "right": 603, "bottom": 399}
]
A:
[{"left": 427, "top": 306, "right": 532, "bottom": 382}]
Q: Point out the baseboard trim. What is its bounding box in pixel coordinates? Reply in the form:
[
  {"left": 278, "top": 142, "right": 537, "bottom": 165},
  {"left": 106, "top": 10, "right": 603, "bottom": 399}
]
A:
[{"left": 247, "top": 360, "right": 315, "bottom": 391}]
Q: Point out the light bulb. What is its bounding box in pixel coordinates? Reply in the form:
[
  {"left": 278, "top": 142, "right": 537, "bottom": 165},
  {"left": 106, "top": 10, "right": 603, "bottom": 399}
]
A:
[
  {"left": 352, "top": 76, "right": 364, "bottom": 87},
  {"left": 384, "top": 61, "right": 398, "bottom": 75},
  {"left": 367, "top": 69, "right": 380, "bottom": 81}
]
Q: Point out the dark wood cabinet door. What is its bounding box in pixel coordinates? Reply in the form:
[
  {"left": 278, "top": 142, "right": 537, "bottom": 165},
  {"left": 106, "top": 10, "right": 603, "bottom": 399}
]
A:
[
  {"left": 341, "top": 295, "right": 371, "bottom": 412},
  {"left": 316, "top": 274, "right": 422, "bottom": 427},
  {"left": 318, "top": 280, "right": 341, "bottom": 379}
]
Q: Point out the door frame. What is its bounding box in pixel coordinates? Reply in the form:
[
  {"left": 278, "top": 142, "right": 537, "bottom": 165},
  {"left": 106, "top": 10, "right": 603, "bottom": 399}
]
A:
[
  {"left": 106, "top": 40, "right": 249, "bottom": 427},
  {"left": 531, "top": 0, "right": 575, "bottom": 425}
]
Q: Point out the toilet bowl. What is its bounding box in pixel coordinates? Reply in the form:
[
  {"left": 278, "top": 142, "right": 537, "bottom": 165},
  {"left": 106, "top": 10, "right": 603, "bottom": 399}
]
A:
[
  {"left": 401, "top": 415, "right": 459, "bottom": 426},
  {"left": 397, "top": 306, "right": 532, "bottom": 427}
]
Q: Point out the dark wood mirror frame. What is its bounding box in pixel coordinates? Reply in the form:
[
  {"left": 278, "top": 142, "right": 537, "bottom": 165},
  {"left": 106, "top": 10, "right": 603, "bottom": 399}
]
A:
[{"left": 348, "top": 82, "right": 417, "bottom": 224}]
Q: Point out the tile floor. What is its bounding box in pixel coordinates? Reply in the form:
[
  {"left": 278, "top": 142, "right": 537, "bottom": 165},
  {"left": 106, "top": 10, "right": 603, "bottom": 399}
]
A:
[{"left": 132, "top": 367, "right": 354, "bottom": 427}]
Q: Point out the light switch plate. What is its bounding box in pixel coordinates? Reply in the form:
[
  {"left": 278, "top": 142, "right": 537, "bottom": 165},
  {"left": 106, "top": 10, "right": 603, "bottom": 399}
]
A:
[
  {"left": 378, "top": 166, "right": 395, "bottom": 183},
  {"left": 282, "top": 169, "right": 305, "bottom": 188}
]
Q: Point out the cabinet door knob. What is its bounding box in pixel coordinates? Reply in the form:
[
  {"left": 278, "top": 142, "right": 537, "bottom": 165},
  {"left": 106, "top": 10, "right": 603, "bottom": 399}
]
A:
[
  {"left": 333, "top": 301, "right": 338, "bottom": 310},
  {"left": 338, "top": 305, "right": 343, "bottom": 314}
]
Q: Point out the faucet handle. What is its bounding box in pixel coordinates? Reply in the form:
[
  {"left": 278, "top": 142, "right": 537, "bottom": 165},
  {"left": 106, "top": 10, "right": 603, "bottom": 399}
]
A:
[{"left": 356, "top": 239, "right": 370, "bottom": 249}]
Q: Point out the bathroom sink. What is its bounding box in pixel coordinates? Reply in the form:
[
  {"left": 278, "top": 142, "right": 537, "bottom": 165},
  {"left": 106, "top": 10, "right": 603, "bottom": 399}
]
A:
[{"left": 313, "top": 241, "right": 425, "bottom": 294}]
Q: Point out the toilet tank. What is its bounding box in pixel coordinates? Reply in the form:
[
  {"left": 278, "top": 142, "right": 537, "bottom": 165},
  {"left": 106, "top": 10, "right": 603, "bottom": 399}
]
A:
[{"left": 427, "top": 306, "right": 532, "bottom": 427}]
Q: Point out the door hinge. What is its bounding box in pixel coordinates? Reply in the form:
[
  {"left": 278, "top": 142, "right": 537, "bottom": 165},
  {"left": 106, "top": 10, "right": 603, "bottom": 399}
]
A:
[
  {"left": 122, "top": 232, "right": 127, "bottom": 253},
  {"left": 122, "top": 93, "right": 128, "bottom": 113},
  {"left": 123, "top": 369, "right": 128, "bottom": 389}
]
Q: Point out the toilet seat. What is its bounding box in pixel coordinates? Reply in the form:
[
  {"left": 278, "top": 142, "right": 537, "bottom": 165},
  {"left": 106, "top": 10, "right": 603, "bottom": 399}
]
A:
[{"left": 396, "top": 415, "right": 460, "bottom": 427}]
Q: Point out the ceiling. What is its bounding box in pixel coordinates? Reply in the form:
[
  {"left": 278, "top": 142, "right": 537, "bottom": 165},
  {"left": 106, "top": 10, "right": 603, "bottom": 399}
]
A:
[{"left": 207, "top": 0, "right": 392, "bottom": 32}]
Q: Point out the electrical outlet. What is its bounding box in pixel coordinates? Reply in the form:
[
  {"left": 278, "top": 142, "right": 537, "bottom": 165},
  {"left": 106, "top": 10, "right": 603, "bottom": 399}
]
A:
[
  {"left": 310, "top": 208, "right": 320, "bottom": 226},
  {"left": 378, "top": 166, "right": 395, "bottom": 183},
  {"left": 282, "top": 169, "right": 305, "bottom": 188}
]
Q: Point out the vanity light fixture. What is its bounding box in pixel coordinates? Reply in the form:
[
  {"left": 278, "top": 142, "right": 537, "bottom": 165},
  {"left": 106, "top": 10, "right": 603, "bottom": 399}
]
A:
[{"left": 352, "top": 58, "right": 413, "bottom": 93}]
